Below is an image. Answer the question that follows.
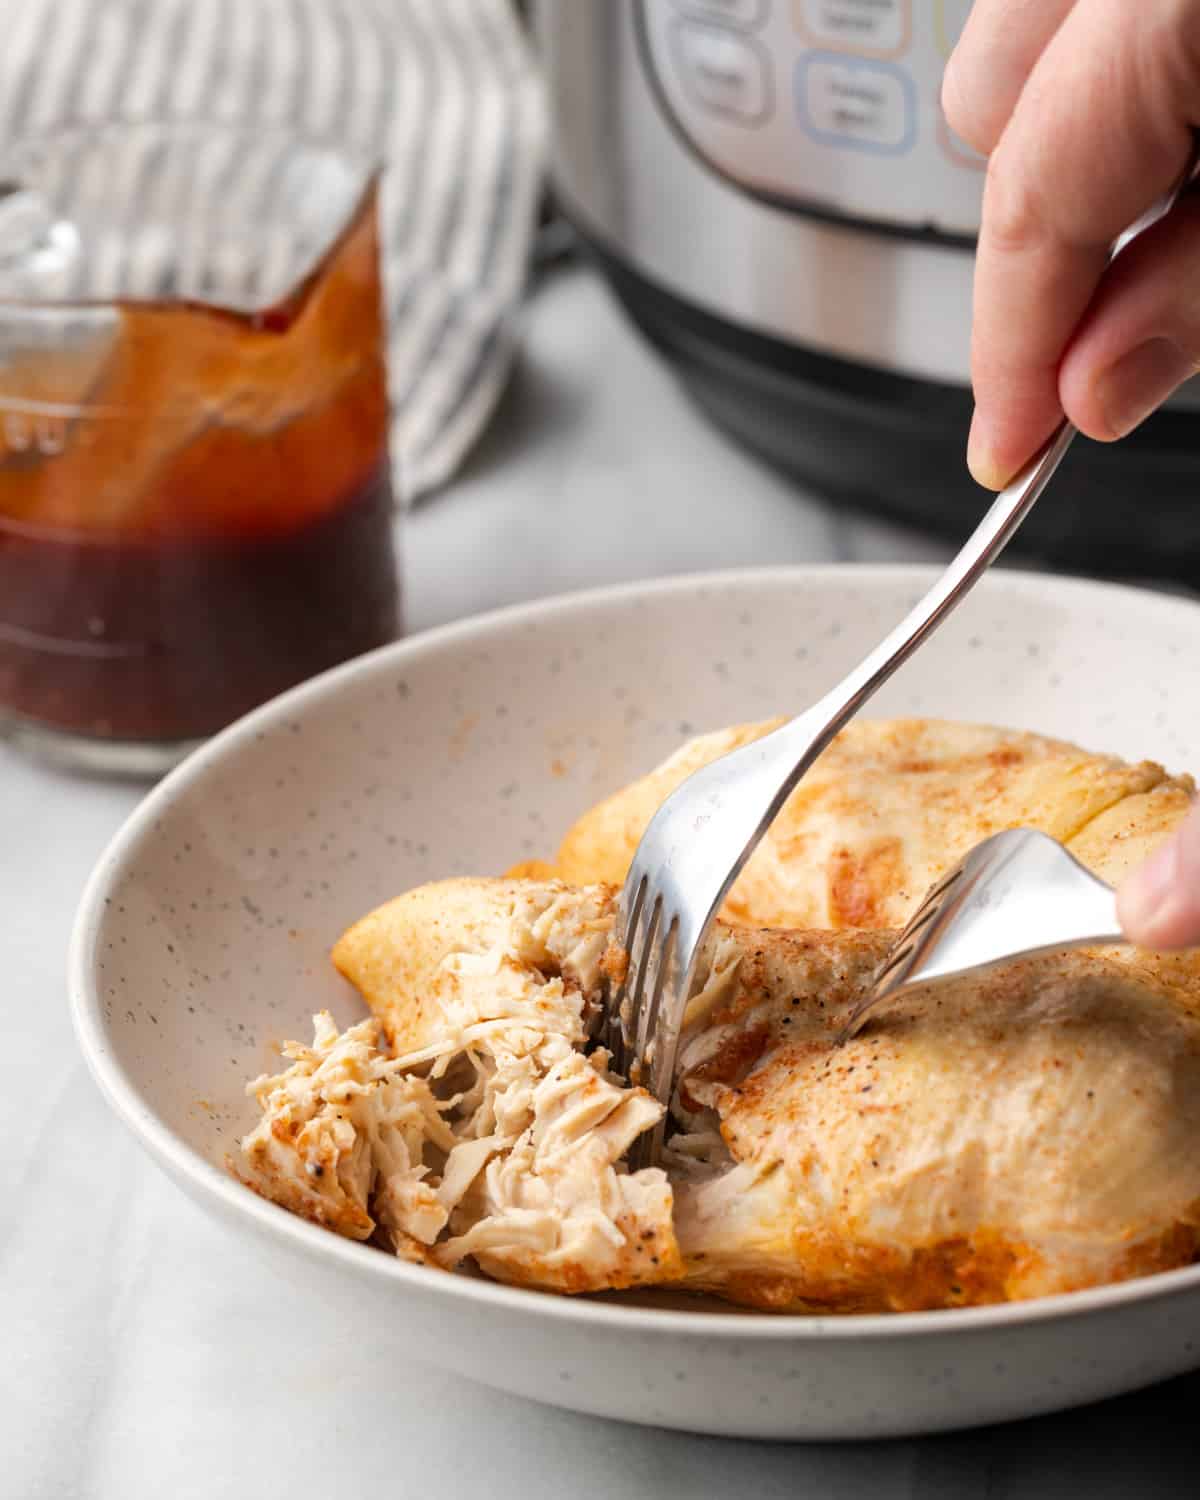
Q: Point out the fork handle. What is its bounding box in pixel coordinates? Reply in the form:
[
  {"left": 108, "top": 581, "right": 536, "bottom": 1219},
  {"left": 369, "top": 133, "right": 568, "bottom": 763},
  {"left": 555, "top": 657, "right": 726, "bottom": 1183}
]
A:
[
  {"left": 785, "top": 138, "right": 1200, "bottom": 771},
  {"left": 804, "top": 419, "right": 1076, "bottom": 742},
  {"left": 755, "top": 421, "right": 1077, "bottom": 826}
]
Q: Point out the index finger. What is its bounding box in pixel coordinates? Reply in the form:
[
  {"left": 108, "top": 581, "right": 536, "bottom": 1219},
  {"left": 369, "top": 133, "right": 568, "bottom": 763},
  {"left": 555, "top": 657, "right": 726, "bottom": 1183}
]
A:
[
  {"left": 966, "top": 0, "right": 1197, "bottom": 488},
  {"left": 943, "top": 0, "right": 1077, "bottom": 156}
]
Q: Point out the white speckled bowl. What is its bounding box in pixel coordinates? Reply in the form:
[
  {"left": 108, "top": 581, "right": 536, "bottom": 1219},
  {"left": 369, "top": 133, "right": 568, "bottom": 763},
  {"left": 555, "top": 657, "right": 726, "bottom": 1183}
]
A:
[{"left": 70, "top": 566, "right": 1200, "bottom": 1440}]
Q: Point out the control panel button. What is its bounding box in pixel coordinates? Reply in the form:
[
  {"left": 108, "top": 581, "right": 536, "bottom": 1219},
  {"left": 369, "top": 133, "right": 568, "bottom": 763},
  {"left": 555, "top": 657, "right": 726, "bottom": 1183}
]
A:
[
  {"left": 934, "top": 0, "right": 973, "bottom": 59},
  {"left": 673, "top": 0, "right": 767, "bottom": 27},
  {"left": 797, "top": 54, "right": 915, "bottom": 153},
  {"left": 671, "top": 21, "right": 772, "bottom": 123},
  {"left": 795, "top": 0, "right": 909, "bottom": 59}
]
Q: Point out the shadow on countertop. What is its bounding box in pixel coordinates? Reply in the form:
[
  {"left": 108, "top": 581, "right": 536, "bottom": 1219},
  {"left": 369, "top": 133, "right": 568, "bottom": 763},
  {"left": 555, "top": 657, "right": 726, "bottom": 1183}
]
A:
[{"left": 573, "top": 1369, "right": 1200, "bottom": 1498}]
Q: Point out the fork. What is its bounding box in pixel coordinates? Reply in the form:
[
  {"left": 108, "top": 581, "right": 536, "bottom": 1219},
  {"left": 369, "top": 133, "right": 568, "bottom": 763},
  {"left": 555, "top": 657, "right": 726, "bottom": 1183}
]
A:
[
  {"left": 836, "top": 828, "right": 1125, "bottom": 1044},
  {"left": 603, "top": 148, "right": 1199, "bottom": 1165}
]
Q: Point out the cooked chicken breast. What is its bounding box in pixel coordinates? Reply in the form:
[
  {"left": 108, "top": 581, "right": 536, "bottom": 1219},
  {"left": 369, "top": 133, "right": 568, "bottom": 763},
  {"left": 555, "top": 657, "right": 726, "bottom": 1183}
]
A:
[
  {"left": 552, "top": 718, "right": 1195, "bottom": 930},
  {"left": 232, "top": 721, "right": 1200, "bottom": 1310},
  {"left": 235, "top": 869, "right": 1200, "bottom": 1312},
  {"left": 671, "top": 923, "right": 1200, "bottom": 1310},
  {"left": 236, "top": 882, "right": 680, "bottom": 1292}
]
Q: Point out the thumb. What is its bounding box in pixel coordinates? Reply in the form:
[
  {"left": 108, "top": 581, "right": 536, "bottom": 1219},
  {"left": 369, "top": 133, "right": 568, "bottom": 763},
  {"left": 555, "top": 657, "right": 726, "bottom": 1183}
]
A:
[
  {"left": 1118, "top": 801, "right": 1200, "bottom": 950},
  {"left": 1060, "top": 196, "right": 1200, "bottom": 442}
]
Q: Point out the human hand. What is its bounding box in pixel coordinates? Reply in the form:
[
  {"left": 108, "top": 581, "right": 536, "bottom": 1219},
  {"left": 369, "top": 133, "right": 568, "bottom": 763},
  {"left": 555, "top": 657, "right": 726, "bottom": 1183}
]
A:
[
  {"left": 1118, "top": 804, "right": 1200, "bottom": 949},
  {"left": 943, "top": 0, "right": 1200, "bottom": 490},
  {"left": 946, "top": 2, "right": 1200, "bottom": 950}
]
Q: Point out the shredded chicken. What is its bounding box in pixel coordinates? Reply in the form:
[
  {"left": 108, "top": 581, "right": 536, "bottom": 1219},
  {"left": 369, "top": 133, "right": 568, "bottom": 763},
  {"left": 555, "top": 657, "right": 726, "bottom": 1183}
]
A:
[
  {"left": 233, "top": 883, "right": 680, "bottom": 1291},
  {"left": 236, "top": 1013, "right": 454, "bottom": 1258}
]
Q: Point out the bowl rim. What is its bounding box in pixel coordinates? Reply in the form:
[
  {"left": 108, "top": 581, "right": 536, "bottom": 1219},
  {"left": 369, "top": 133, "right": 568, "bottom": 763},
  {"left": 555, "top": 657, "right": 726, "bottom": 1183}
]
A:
[{"left": 69, "top": 562, "right": 1200, "bottom": 1342}]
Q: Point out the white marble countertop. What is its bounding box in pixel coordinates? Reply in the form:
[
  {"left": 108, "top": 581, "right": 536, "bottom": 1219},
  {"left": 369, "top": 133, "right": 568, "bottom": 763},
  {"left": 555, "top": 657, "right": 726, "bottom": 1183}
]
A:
[{"left": 5, "top": 265, "right": 1198, "bottom": 1498}]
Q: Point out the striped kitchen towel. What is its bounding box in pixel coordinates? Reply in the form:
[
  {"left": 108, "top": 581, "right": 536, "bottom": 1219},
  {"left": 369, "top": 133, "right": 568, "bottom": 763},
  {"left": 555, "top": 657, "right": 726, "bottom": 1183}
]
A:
[{"left": 0, "top": 0, "right": 546, "bottom": 501}]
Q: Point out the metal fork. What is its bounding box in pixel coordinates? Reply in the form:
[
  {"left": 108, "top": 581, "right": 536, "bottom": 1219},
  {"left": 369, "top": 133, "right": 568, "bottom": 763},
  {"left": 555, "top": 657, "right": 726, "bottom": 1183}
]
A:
[
  {"left": 603, "top": 149, "right": 1198, "bottom": 1165},
  {"left": 836, "top": 829, "right": 1124, "bottom": 1044}
]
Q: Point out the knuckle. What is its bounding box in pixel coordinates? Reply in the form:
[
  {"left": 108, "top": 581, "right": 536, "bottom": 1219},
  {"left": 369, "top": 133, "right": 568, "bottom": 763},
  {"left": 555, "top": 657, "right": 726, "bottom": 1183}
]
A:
[
  {"left": 941, "top": 54, "right": 993, "bottom": 154},
  {"left": 939, "top": 53, "right": 967, "bottom": 128},
  {"left": 1150, "top": 203, "right": 1200, "bottom": 351},
  {"left": 1133, "top": 0, "right": 1200, "bottom": 135},
  {"left": 980, "top": 154, "right": 1048, "bottom": 256},
  {"left": 1166, "top": 0, "right": 1200, "bottom": 78}
]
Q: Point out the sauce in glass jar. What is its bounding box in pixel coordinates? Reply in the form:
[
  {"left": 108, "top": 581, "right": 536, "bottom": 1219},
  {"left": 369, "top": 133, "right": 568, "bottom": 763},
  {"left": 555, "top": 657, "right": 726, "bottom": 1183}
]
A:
[{"left": 0, "top": 126, "right": 399, "bottom": 772}]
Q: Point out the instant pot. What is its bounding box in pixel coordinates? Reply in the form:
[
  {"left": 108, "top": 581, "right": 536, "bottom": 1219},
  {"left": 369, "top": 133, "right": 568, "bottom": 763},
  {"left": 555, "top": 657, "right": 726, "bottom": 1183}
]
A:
[{"left": 533, "top": 0, "right": 1200, "bottom": 579}]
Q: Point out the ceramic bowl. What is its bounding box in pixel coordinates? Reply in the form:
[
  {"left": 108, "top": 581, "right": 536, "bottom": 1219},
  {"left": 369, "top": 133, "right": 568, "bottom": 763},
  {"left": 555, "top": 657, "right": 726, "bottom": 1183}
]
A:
[{"left": 70, "top": 566, "right": 1200, "bottom": 1440}]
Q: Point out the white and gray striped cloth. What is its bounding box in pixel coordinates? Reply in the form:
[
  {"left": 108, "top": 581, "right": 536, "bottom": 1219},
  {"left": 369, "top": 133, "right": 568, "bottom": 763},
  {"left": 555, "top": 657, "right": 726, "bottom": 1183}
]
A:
[{"left": 0, "top": 0, "right": 546, "bottom": 501}]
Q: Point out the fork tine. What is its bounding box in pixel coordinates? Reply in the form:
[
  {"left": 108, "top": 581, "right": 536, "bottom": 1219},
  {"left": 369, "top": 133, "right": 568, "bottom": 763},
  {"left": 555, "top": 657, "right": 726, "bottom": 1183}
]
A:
[
  {"left": 605, "top": 875, "right": 657, "bottom": 1081},
  {"left": 917, "top": 863, "right": 964, "bottom": 909},
  {"left": 619, "top": 875, "right": 652, "bottom": 1026},
  {"left": 896, "top": 883, "right": 951, "bottom": 941},
  {"left": 878, "top": 861, "right": 967, "bottom": 961},
  {"left": 627, "top": 915, "right": 678, "bottom": 1170},
  {"left": 605, "top": 873, "right": 649, "bottom": 1072},
  {"left": 835, "top": 862, "right": 969, "bottom": 1044},
  {"left": 603, "top": 994, "right": 626, "bottom": 1077},
  {"left": 626, "top": 894, "right": 664, "bottom": 1085},
  {"left": 870, "top": 938, "right": 918, "bottom": 991},
  {"left": 634, "top": 911, "right": 677, "bottom": 1085}
]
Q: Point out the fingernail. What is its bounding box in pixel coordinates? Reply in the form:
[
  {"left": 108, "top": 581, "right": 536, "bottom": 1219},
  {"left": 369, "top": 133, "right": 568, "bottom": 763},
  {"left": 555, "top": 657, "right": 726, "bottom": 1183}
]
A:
[
  {"left": 1095, "top": 338, "right": 1195, "bottom": 439},
  {"left": 1118, "top": 836, "right": 1180, "bottom": 942},
  {"left": 966, "top": 411, "right": 1009, "bottom": 490}
]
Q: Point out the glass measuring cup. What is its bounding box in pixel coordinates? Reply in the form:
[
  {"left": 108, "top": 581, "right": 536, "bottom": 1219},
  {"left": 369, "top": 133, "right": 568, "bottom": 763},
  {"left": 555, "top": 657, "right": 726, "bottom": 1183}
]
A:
[{"left": 0, "top": 123, "right": 400, "bottom": 775}]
